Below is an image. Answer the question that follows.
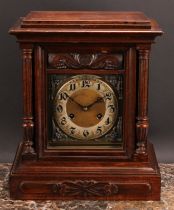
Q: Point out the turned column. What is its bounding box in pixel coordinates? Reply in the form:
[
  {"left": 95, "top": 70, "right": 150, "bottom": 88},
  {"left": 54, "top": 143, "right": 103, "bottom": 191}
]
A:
[
  {"left": 134, "top": 46, "right": 150, "bottom": 161},
  {"left": 21, "top": 45, "right": 36, "bottom": 157}
]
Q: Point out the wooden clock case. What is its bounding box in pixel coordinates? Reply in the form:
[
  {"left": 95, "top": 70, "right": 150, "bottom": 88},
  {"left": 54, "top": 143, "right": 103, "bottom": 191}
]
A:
[{"left": 9, "top": 11, "right": 163, "bottom": 200}]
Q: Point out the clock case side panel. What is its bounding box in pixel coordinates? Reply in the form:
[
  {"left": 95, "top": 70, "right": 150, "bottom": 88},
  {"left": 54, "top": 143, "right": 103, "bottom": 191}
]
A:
[{"left": 34, "top": 44, "right": 137, "bottom": 160}]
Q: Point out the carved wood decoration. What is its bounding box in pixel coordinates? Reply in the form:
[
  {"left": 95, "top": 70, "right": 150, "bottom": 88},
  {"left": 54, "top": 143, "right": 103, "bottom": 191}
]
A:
[
  {"left": 19, "top": 180, "right": 153, "bottom": 197},
  {"left": 134, "top": 47, "right": 150, "bottom": 161},
  {"left": 21, "top": 48, "right": 36, "bottom": 156},
  {"left": 48, "top": 53, "right": 123, "bottom": 70},
  {"left": 9, "top": 11, "right": 162, "bottom": 201},
  {"left": 51, "top": 181, "right": 119, "bottom": 197}
]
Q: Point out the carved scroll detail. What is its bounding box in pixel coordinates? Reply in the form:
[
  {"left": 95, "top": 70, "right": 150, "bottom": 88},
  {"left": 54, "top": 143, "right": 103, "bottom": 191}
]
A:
[
  {"left": 48, "top": 53, "right": 123, "bottom": 70},
  {"left": 134, "top": 48, "right": 150, "bottom": 161},
  {"left": 19, "top": 180, "right": 152, "bottom": 196},
  {"left": 22, "top": 48, "right": 35, "bottom": 156},
  {"left": 52, "top": 180, "right": 119, "bottom": 197}
]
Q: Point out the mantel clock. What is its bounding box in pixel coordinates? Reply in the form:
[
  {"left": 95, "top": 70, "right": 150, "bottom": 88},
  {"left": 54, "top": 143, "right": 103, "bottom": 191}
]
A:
[{"left": 9, "top": 11, "right": 163, "bottom": 200}]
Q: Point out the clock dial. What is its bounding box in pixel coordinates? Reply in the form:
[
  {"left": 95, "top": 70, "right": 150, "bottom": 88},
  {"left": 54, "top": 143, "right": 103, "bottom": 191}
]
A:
[
  {"left": 54, "top": 75, "right": 118, "bottom": 140},
  {"left": 66, "top": 89, "right": 106, "bottom": 127}
]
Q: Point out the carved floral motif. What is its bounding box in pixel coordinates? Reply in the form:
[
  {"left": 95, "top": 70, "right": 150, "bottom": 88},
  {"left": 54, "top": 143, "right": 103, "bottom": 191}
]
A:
[
  {"left": 48, "top": 53, "right": 123, "bottom": 70},
  {"left": 52, "top": 180, "right": 119, "bottom": 197}
]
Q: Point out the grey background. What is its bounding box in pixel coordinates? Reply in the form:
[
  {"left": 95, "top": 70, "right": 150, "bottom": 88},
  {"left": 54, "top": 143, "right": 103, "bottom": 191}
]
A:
[{"left": 0, "top": 0, "right": 173, "bottom": 163}]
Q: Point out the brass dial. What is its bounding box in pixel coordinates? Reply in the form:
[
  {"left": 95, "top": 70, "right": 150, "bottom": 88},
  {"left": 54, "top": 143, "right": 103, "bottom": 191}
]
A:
[{"left": 54, "top": 75, "right": 118, "bottom": 140}]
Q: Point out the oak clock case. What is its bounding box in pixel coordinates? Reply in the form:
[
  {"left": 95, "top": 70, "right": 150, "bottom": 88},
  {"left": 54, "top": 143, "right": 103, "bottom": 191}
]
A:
[{"left": 9, "top": 11, "right": 163, "bottom": 200}]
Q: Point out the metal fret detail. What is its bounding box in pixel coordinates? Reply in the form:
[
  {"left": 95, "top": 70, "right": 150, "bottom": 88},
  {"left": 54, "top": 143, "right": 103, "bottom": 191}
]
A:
[
  {"left": 48, "top": 53, "right": 124, "bottom": 70},
  {"left": 51, "top": 119, "right": 74, "bottom": 142},
  {"left": 104, "top": 74, "right": 123, "bottom": 99},
  {"left": 105, "top": 117, "right": 122, "bottom": 141}
]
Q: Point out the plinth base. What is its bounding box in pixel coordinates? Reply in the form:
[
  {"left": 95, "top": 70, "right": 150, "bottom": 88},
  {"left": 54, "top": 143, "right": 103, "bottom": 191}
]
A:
[{"left": 9, "top": 142, "right": 160, "bottom": 200}]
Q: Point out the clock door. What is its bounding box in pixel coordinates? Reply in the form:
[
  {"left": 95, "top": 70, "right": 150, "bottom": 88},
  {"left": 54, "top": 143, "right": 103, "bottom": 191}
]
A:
[{"left": 34, "top": 44, "right": 136, "bottom": 160}]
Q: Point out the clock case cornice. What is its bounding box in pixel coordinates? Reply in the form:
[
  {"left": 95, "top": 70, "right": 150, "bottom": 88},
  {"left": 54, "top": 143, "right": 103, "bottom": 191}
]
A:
[{"left": 9, "top": 11, "right": 162, "bottom": 43}]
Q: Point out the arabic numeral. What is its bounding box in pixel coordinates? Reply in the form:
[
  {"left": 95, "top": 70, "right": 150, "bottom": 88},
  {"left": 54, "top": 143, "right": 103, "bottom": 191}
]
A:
[
  {"left": 108, "top": 104, "right": 115, "bottom": 113},
  {"left": 81, "top": 80, "right": 91, "bottom": 88},
  {"left": 105, "top": 92, "right": 112, "bottom": 100},
  {"left": 105, "top": 117, "right": 110, "bottom": 125},
  {"left": 69, "top": 83, "right": 76, "bottom": 91},
  {"left": 60, "top": 117, "right": 67, "bottom": 125},
  {"left": 57, "top": 105, "right": 63, "bottom": 113},
  {"left": 96, "top": 126, "right": 102, "bottom": 135},
  {"left": 70, "top": 127, "right": 76, "bottom": 134},
  {"left": 83, "top": 130, "right": 89, "bottom": 137},
  {"left": 58, "top": 92, "right": 68, "bottom": 100},
  {"left": 96, "top": 83, "right": 101, "bottom": 90}
]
